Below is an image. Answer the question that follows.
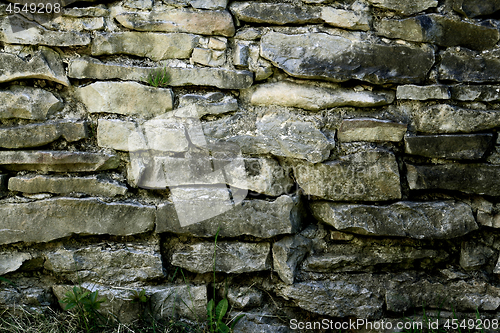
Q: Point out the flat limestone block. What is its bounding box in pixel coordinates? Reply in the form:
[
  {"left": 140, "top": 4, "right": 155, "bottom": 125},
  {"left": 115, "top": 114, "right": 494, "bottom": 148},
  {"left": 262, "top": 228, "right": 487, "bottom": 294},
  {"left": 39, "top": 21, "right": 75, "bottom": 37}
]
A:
[
  {"left": 293, "top": 150, "right": 402, "bottom": 201},
  {"left": 0, "top": 86, "right": 63, "bottom": 120},
  {"left": 0, "top": 150, "right": 120, "bottom": 172},
  {"left": 260, "top": 31, "right": 435, "bottom": 84},
  {"left": 0, "top": 198, "right": 155, "bottom": 245},
  {"left": 311, "top": 200, "right": 477, "bottom": 239},
  {"left": 404, "top": 134, "right": 494, "bottom": 159},
  {"left": 407, "top": 163, "right": 500, "bottom": 196},
  {"left": 337, "top": 118, "right": 407, "bottom": 142}
]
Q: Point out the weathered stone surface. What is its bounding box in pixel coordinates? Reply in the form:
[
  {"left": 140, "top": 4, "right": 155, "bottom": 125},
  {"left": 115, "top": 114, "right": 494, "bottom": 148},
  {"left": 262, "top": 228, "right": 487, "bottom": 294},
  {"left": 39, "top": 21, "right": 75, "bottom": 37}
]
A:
[
  {"left": 320, "top": 6, "right": 371, "bottom": 31},
  {"left": 276, "top": 278, "right": 384, "bottom": 319},
  {"left": 76, "top": 81, "right": 173, "bottom": 117},
  {"left": 293, "top": 150, "right": 401, "bottom": 201},
  {"left": 460, "top": 240, "right": 495, "bottom": 271},
  {"left": 386, "top": 279, "right": 500, "bottom": 312},
  {"left": 0, "top": 151, "right": 120, "bottom": 172},
  {"left": 407, "top": 163, "right": 500, "bottom": 196},
  {"left": 0, "top": 15, "right": 90, "bottom": 46},
  {"left": 150, "top": 285, "right": 206, "bottom": 320},
  {"left": 68, "top": 57, "right": 253, "bottom": 89},
  {"left": 230, "top": 2, "right": 320, "bottom": 25},
  {"left": 97, "top": 119, "right": 137, "bottom": 152},
  {"left": 1, "top": 281, "right": 53, "bottom": 312},
  {"left": 132, "top": 155, "right": 293, "bottom": 196},
  {"left": 273, "top": 235, "right": 311, "bottom": 285},
  {"left": 0, "top": 48, "right": 69, "bottom": 86},
  {"left": 376, "top": 14, "right": 499, "bottom": 51},
  {"left": 413, "top": 104, "right": 500, "bottom": 133},
  {"left": 226, "top": 286, "right": 263, "bottom": 309},
  {"left": 178, "top": 93, "right": 238, "bottom": 116},
  {"left": 231, "top": 312, "right": 291, "bottom": 332},
  {"left": 0, "top": 86, "right": 63, "bottom": 120},
  {"left": 115, "top": 9, "right": 235, "bottom": 36},
  {"left": 367, "top": 0, "right": 437, "bottom": 15},
  {"left": 91, "top": 32, "right": 197, "bottom": 61},
  {"left": 189, "top": 0, "right": 227, "bottom": 10},
  {"left": 302, "top": 241, "right": 448, "bottom": 272},
  {"left": 397, "top": 85, "right": 450, "bottom": 100},
  {"left": 0, "top": 198, "right": 155, "bottom": 245},
  {"left": 63, "top": 6, "right": 110, "bottom": 17},
  {"left": 0, "top": 252, "right": 31, "bottom": 275},
  {"left": 439, "top": 48, "right": 500, "bottom": 83},
  {"left": 405, "top": 134, "right": 494, "bottom": 160},
  {"left": 451, "top": 85, "right": 500, "bottom": 101},
  {"left": 191, "top": 47, "right": 226, "bottom": 67},
  {"left": 171, "top": 241, "right": 270, "bottom": 273},
  {"left": 338, "top": 118, "right": 407, "bottom": 142},
  {"left": 260, "top": 31, "right": 434, "bottom": 84},
  {"left": 452, "top": 0, "right": 500, "bottom": 18},
  {"left": 251, "top": 81, "right": 394, "bottom": 110},
  {"left": 156, "top": 194, "right": 304, "bottom": 238},
  {"left": 310, "top": 200, "right": 477, "bottom": 239},
  {"left": 0, "top": 120, "right": 87, "bottom": 148},
  {"left": 44, "top": 240, "right": 162, "bottom": 283},
  {"left": 9, "top": 175, "right": 127, "bottom": 197}
]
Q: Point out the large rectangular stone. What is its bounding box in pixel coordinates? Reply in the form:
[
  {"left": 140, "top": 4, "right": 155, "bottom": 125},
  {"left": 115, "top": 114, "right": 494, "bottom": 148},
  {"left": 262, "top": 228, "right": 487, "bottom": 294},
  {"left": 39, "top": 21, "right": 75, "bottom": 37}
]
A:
[
  {"left": 407, "top": 163, "right": 500, "bottom": 196},
  {"left": 115, "top": 9, "right": 235, "bottom": 36},
  {"left": 91, "top": 32, "right": 197, "bottom": 61},
  {"left": 8, "top": 175, "right": 127, "bottom": 197},
  {"left": 338, "top": 118, "right": 407, "bottom": 142},
  {"left": 293, "top": 150, "right": 401, "bottom": 201},
  {"left": 451, "top": 85, "right": 500, "bottom": 101},
  {"left": 439, "top": 48, "right": 500, "bottom": 83},
  {"left": 396, "top": 84, "right": 450, "bottom": 100},
  {"left": 0, "top": 151, "right": 120, "bottom": 172},
  {"left": 156, "top": 193, "right": 304, "bottom": 238},
  {"left": 0, "top": 120, "right": 87, "bottom": 148},
  {"left": 404, "top": 134, "right": 494, "bottom": 160},
  {"left": 68, "top": 57, "right": 253, "bottom": 89},
  {"left": 260, "top": 31, "right": 434, "bottom": 84},
  {"left": 367, "top": 0, "right": 437, "bottom": 15},
  {"left": 310, "top": 200, "right": 477, "bottom": 239},
  {"left": 413, "top": 104, "right": 500, "bottom": 133},
  {"left": 0, "top": 198, "right": 155, "bottom": 245},
  {"left": 76, "top": 81, "right": 173, "bottom": 116},
  {"left": 171, "top": 241, "right": 270, "bottom": 273}
]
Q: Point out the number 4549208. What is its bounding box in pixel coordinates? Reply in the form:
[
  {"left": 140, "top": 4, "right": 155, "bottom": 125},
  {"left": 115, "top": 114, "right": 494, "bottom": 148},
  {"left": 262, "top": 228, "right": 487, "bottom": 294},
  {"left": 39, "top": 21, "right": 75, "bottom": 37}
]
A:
[
  {"left": 5, "top": 2, "right": 61, "bottom": 14},
  {"left": 444, "top": 318, "right": 498, "bottom": 330}
]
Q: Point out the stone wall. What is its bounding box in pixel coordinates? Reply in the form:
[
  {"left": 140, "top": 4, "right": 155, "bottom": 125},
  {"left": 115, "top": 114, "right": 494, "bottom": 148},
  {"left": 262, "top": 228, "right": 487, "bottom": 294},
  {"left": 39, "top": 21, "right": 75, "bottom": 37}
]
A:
[{"left": 1, "top": 0, "right": 500, "bottom": 331}]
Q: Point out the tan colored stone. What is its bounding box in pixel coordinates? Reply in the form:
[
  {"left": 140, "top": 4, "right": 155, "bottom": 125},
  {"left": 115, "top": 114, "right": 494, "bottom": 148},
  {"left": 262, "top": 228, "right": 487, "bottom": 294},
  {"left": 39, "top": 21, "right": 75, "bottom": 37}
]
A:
[
  {"left": 338, "top": 118, "right": 407, "bottom": 142},
  {"left": 0, "top": 86, "right": 63, "bottom": 120}
]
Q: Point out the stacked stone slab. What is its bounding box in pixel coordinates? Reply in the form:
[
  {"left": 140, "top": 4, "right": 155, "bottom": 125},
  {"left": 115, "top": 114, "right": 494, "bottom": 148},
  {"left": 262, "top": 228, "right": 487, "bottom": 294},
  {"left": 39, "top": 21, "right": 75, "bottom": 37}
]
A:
[{"left": 1, "top": 0, "right": 500, "bottom": 329}]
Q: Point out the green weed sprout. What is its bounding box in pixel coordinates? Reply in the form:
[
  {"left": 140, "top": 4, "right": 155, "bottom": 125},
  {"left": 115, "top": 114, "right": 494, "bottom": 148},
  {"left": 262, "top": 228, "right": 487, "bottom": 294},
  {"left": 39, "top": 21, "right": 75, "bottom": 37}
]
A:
[
  {"left": 143, "top": 66, "right": 171, "bottom": 87},
  {"left": 60, "top": 286, "right": 106, "bottom": 333}
]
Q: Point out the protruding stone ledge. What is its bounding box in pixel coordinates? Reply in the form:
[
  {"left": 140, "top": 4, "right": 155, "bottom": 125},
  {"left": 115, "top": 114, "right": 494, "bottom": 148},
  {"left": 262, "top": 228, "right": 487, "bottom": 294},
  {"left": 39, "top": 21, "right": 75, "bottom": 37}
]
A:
[
  {"left": 0, "top": 151, "right": 120, "bottom": 172},
  {"left": 397, "top": 85, "right": 450, "bottom": 100},
  {"left": 293, "top": 150, "right": 401, "bottom": 201},
  {"left": 413, "top": 104, "right": 500, "bottom": 133},
  {"left": 156, "top": 193, "right": 304, "bottom": 238},
  {"left": 0, "top": 251, "right": 32, "bottom": 275},
  {"left": 0, "top": 120, "right": 87, "bottom": 148},
  {"left": 0, "top": 86, "right": 63, "bottom": 120},
  {"left": 0, "top": 48, "right": 69, "bottom": 86},
  {"left": 250, "top": 81, "right": 394, "bottom": 110},
  {"left": 8, "top": 175, "right": 127, "bottom": 197},
  {"left": 0, "top": 198, "right": 156, "bottom": 245},
  {"left": 68, "top": 57, "right": 253, "bottom": 89},
  {"left": 439, "top": 48, "right": 500, "bottom": 83},
  {"left": 0, "top": 15, "right": 91, "bottom": 46},
  {"left": 407, "top": 163, "right": 500, "bottom": 196},
  {"left": 375, "top": 14, "right": 499, "bottom": 51},
  {"left": 310, "top": 200, "right": 477, "bottom": 239},
  {"left": 115, "top": 9, "right": 235, "bottom": 36},
  {"left": 260, "top": 31, "right": 435, "bottom": 84},
  {"left": 76, "top": 81, "right": 174, "bottom": 117},
  {"left": 91, "top": 32, "right": 197, "bottom": 61},
  {"left": 404, "top": 134, "right": 494, "bottom": 160},
  {"left": 452, "top": 0, "right": 500, "bottom": 18},
  {"left": 171, "top": 241, "right": 270, "bottom": 273},
  {"left": 337, "top": 118, "right": 407, "bottom": 142}
]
